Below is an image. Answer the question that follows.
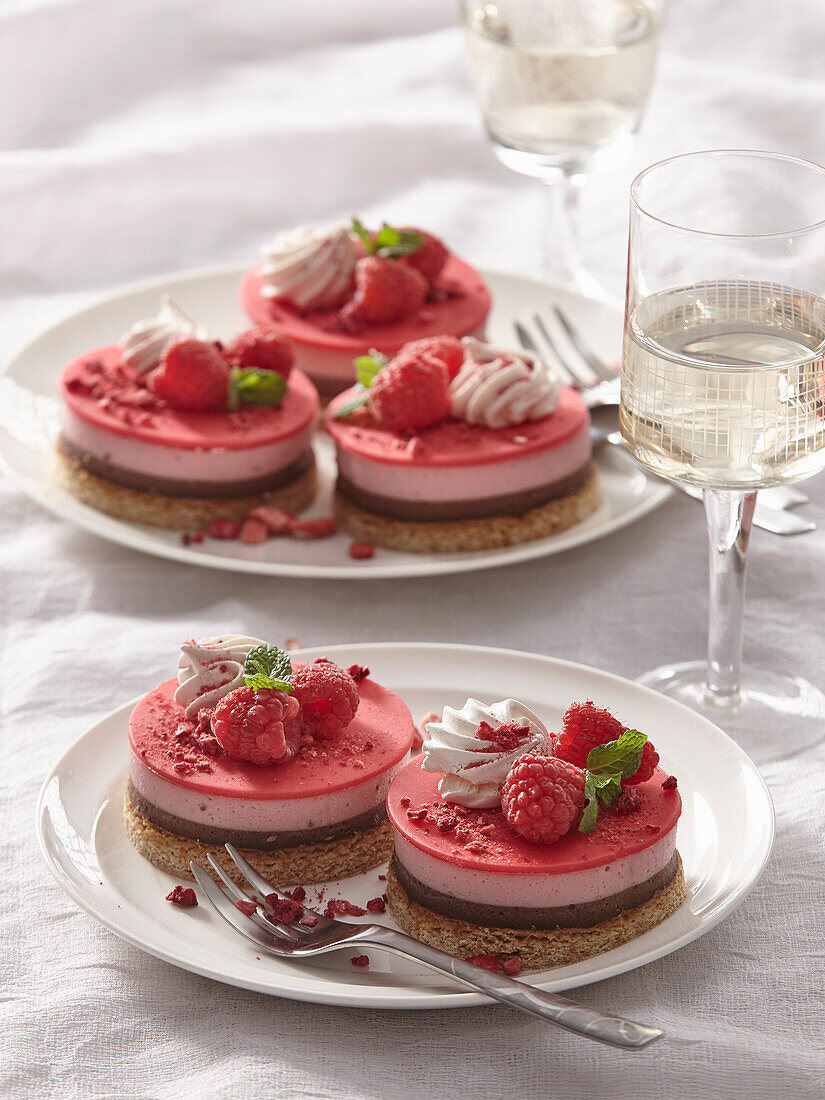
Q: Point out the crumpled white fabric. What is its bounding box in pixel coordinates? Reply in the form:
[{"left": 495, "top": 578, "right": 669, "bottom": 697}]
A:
[{"left": 1, "top": 1, "right": 824, "bottom": 1097}]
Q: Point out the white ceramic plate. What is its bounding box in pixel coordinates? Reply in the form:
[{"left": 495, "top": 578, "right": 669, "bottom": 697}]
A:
[
  {"left": 0, "top": 264, "right": 670, "bottom": 579},
  {"left": 37, "top": 643, "right": 773, "bottom": 1009}
]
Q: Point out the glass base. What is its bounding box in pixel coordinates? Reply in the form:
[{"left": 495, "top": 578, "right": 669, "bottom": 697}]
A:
[{"left": 637, "top": 661, "right": 825, "bottom": 750}]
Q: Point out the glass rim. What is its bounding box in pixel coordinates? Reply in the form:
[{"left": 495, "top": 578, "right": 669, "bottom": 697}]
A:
[{"left": 630, "top": 149, "right": 825, "bottom": 239}]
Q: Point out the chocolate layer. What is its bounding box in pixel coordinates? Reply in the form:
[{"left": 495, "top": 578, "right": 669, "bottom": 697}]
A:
[
  {"left": 336, "top": 462, "right": 591, "bottom": 521},
  {"left": 393, "top": 849, "right": 680, "bottom": 930},
  {"left": 127, "top": 779, "right": 387, "bottom": 850},
  {"left": 58, "top": 434, "right": 312, "bottom": 499}
]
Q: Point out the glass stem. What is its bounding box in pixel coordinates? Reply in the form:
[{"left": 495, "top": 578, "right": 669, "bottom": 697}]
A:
[
  {"left": 703, "top": 488, "right": 756, "bottom": 705},
  {"left": 539, "top": 175, "right": 602, "bottom": 298}
]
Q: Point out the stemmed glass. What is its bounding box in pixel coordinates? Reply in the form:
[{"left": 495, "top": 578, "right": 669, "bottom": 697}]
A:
[
  {"left": 460, "top": 0, "right": 664, "bottom": 295},
  {"left": 621, "top": 150, "right": 825, "bottom": 734}
]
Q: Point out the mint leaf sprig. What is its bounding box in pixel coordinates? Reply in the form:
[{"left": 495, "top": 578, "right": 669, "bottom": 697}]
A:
[
  {"left": 578, "top": 730, "right": 647, "bottom": 834},
  {"left": 228, "top": 368, "right": 287, "bottom": 411},
  {"left": 243, "top": 644, "right": 293, "bottom": 693},
  {"left": 332, "top": 350, "right": 388, "bottom": 419},
  {"left": 351, "top": 217, "right": 424, "bottom": 259}
]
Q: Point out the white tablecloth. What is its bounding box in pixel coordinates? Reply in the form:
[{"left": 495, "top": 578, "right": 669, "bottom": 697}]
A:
[{"left": 3, "top": 1, "right": 825, "bottom": 1096}]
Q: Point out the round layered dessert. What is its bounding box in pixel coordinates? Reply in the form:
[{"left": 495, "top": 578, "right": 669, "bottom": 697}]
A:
[
  {"left": 124, "top": 636, "right": 415, "bottom": 885},
  {"left": 239, "top": 220, "right": 491, "bottom": 397},
  {"left": 386, "top": 698, "right": 685, "bottom": 970},
  {"left": 327, "top": 337, "right": 601, "bottom": 553},
  {"left": 57, "top": 298, "right": 319, "bottom": 528}
]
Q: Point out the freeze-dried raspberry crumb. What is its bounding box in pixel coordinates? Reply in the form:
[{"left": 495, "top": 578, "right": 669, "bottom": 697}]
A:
[
  {"left": 247, "top": 506, "right": 295, "bottom": 534},
  {"left": 324, "top": 899, "right": 367, "bottom": 917},
  {"left": 610, "top": 787, "right": 643, "bottom": 816},
  {"left": 400, "top": 797, "right": 410, "bottom": 807},
  {"left": 181, "top": 531, "right": 205, "bottom": 546},
  {"left": 645, "top": 824, "right": 660, "bottom": 833},
  {"left": 407, "top": 808, "right": 427, "bottom": 821},
  {"left": 349, "top": 541, "right": 375, "bottom": 560},
  {"left": 235, "top": 899, "right": 258, "bottom": 917},
  {"left": 350, "top": 955, "right": 370, "bottom": 968},
  {"left": 241, "top": 517, "right": 269, "bottom": 544},
  {"left": 207, "top": 518, "right": 242, "bottom": 540},
  {"left": 291, "top": 517, "right": 337, "bottom": 539},
  {"left": 474, "top": 720, "right": 532, "bottom": 753},
  {"left": 264, "top": 895, "right": 303, "bottom": 923},
  {"left": 378, "top": 874, "right": 387, "bottom": 881},
  {"left": 166, "top": 885, "right": 198, "bottom": 908},
  {"left": 466, "top": 954, "right": 500, "bottom": 972},
  {"left": 437, "top": 814, "right": 457, "bottom": 832},
  {"left": 299, "top": 913, "right": 319, "bottom": 928},
  {"left": 289, "top": 886, "right": 307, "bottom": 902},
  {"left": 347, "top": 664, "right": 370, "bottom": 683},
  {"left": 366, "top": 897, "right": 386, "bottom": 913},
  {"left": 502, "top": 956, "right": 521, "bottom": 977},
  {"left": 662, "top": 775, "right": 678, "bottom": 791}
]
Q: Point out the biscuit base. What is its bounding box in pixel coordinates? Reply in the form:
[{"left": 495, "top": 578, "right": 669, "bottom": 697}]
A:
[
  {"left": 123, "top": 790, "right": 392, "bottom": 886},
  {"left": 335, "top": 463, "right": 601, "bottom": 553},
  {"left": 55, "top": 449, "right": 317, "bottom": 530},
  {"left": 385, "top": 852, "right": 686, "bottom": 970}
]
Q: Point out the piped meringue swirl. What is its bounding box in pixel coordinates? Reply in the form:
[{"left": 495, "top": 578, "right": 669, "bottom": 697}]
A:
[
  {"left": 449, "top": 337, "right": 561, "bottom": 429},
  {"left": 119, "top": 296, "right": 205, "bottom": 374},
  {"left": 259, "top": 224, "right": 357, "bottom": 311},
  {"left": 421, "top": 698, "right": 548, "bottom": 808},
  {"left": 174, "top": 635, "right": 264, "bottom": 718}
]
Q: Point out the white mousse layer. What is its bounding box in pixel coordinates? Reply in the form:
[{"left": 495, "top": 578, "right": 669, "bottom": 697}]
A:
[
  {"left": 393, "top": 827, "right": 677, "bottom": 908},
  {"left": 336, "top": 422, "right": 591, "bottom": 502},
  {"left": 62, "top": 406, "right": 313, "bottom": 484},
  {"left": 130, "top": 754, "right": 409, "bottom": 832}
]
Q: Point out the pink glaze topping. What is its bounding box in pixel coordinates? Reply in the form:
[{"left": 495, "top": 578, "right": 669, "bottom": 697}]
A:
[
  {"left": 326, "top": 385, "right": 589, "bottom": 469},
  {"left": 387, "top": 757, "right": 682, "bottom": 875},
  {"left": 129, "top": 677, "right": 415, "bottom": 800},
  {"left": 60, "top": 346, "right": 318, "bottom": 451},
  {"left": 240, "top": 254, "right": 491, "bottom": 353}
]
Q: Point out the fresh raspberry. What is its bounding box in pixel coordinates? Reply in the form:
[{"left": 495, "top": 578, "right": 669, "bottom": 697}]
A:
[
  {"left": 554, "top": 701, "right": 626, "bottom": 768},
  {"left": 224, "top": 326, "right": 294, "bottom": 380},
  {"left": 393, "top": 334, "right": 465, "bottom": 380},
  {"left": 207, "top": 518, "right": 242, "bottom": 540},
  {"left": 211, "top": 685, "right": 301, "bottom": 765},
  {"left": 349, "top": 541, "right": 375, "bottom": 560},
  {"left": 368, "top": 355, "right": 450, "bottom": 432},
  {"left": 397, "top": 227, "right": 449, "bottom": 282},
  {"left": 555, "top": 701, "right": 660, "bottom": 786},
  {"left": 148, "top": 338, "right": 229, "bottom": 411},
  {"left": 166, "top": 885, "right": 198, "bottom": 908},
  {"left": 291, "top": 659, "right": 359, "bottom": 740},
  {"left": 501, "top": 754, "right": 586, "bottom": 845},
  {"left": 339, "top": 256, "right": 428, "bottom": 330}
]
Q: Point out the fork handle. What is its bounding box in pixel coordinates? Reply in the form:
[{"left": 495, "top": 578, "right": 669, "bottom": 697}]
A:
[{"left": 358, "top": 926, "right": 662, "bottom": 1050}]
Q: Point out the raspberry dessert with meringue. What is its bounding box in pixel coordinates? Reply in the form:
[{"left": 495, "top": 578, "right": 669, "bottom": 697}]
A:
[
  {"left": 239, "top": 219, "right": 491, "bottom": 398},
  {"left": 57, "top": 297, "right": 319, "bottom": 529},
  {"left": 326, "top": 336, "right": 601, "bottom": 553},
  {"left": 124, "top": 636, "right": 415, "bottom": 885},
  {"left": 386, "top": 699, "right": 685, "bottom": 970}
]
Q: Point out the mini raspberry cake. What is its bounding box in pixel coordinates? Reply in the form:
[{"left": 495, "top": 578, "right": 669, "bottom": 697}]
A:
[
  {"left": 326, "top": 336, "right": 601, "bottom": 553},
  {"left": 386, "top": 699, "right": 685, "bottom": 970},
  {"left": 124, "top": 636, "right": 415, "bottom": 885},
  {"left": 57, "top": 297, "right": 319, "bottom": 528},
  {"left": 239, "top": 220, "right": 491, "bottom": 398}
]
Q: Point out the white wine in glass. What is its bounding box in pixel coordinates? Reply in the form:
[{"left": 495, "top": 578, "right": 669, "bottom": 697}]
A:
[
  {"left": 461, "top": 0, "right": 663, "bottom": 294},
  {"left": 620, "top": 150, "right": 825, "bottom": 737}
]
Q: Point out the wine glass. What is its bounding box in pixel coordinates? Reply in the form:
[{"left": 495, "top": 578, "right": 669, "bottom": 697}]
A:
[
  {"left": 460, "top": 0, "right": 664, "bottom": 295},
  {"left": 620, "top": 150, "right": 825, "bottom": 735}
]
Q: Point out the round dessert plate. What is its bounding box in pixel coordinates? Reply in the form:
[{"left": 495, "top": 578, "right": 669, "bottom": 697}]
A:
[
  {"left": 37, "top": 643, "right": 774, "bottom": 1010},
  {"left": 0, "top": 264, "right": 671, "bottom": 579}
]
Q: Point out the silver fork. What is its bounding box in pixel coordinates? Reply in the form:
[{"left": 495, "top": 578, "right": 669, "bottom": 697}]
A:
[
  {"left": 190, "top": 846, "right": 663, "bottom": 1051},
  {"left": 514, "top": 307, "right": 814, "bottom": 532}
]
